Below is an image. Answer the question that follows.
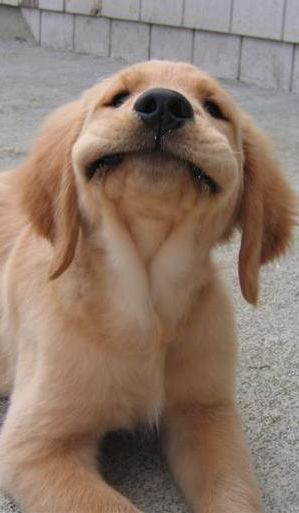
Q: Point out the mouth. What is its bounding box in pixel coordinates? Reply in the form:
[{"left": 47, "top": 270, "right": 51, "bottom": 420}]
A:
[{"left": 85, "top": 151, "right": 220, "bottom": 195}]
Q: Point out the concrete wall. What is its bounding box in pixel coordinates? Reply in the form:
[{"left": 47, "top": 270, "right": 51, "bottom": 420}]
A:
[{"left": 1, "top": 0, "right": 299, "bottom": 92}]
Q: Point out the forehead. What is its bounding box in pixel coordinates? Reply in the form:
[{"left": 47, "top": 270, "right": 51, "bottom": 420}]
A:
[{"left": 107, "top": 61, "right": 226, "bottom": 98}]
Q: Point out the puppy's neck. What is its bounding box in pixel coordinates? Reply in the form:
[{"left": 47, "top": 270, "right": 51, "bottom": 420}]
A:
[
  {"left": 75, "top": 199, "right": 211, "bottom": 332},
  {"left": 98, "top": 160, "right": 199, "bottom": 262}
]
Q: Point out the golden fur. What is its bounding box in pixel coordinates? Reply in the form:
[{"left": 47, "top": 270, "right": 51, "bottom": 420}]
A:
[{"left": 0, "top": 61, "right": 296, "bottom": 513}]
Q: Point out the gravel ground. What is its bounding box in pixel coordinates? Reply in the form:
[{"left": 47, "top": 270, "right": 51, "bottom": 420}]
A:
[{"left": 0, "top": 39, "right": 298, "bottom": 513}]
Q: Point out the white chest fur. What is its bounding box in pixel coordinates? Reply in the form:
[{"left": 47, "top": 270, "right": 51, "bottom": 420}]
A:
[{"left": 99, "top": 196, "right": 202, "bottom": 333}]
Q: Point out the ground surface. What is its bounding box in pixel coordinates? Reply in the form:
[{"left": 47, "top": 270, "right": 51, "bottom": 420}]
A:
[{"left": 0, "top": 38, "right": 298, "bottom": 513}]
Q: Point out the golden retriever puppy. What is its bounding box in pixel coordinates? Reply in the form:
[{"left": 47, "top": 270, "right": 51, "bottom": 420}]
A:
[{"left": 0, "top": 61, "right": 296, "bottom": 513}]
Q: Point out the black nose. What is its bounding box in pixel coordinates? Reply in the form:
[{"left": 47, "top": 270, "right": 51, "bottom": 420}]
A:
[{"left": 134, "top": 88, "right": 193, "bottom": 135}]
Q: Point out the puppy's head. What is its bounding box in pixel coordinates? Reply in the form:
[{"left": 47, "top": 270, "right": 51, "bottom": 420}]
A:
[{"left": 20, "top": 61, "right": 296, "bottom": 304}]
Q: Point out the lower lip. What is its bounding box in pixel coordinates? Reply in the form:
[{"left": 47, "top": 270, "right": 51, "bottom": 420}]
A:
[{"left": 85, "top": 151, "right": 219, "bottom": 193}]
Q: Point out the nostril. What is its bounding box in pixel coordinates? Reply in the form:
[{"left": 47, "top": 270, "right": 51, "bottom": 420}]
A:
[
  {"left": 169, "top": 97, "right": 193, "bottom": 119},
  {"left": 170, "top": 98, "right": 184, "bottom": 119},
  {"left": 141, "top": 97, "right": 158, "bottom": 114}
]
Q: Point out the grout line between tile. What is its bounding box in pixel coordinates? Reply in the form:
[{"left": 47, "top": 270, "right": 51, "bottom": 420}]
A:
[
  {"left": 237, "top": 35, "right": 243, "bottom": 80},
  {"left": 281, "top": 0, "right": 287, "bottom": 40},
  {"left": 181, "top": 0, "right": 186, "bottom": 26},
  {"left": 148, "top": 23, "right": 152, "bottom": 60},
  {"left": 108, "top": 17, "right": 112, "bottom": 56},
  {"left": 191, "top": 28, "right": 195, "bottom": 63},
  {"left": 289, "top": 43, "right": 296, "bottom": 92},
  {"left": 229, "top": 0, "right": 234, "bottom": 32}
]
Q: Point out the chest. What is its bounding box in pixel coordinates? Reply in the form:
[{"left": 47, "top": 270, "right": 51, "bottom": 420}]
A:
[{"left": 65, "top": 212, "right": 207, "bottom": 431}]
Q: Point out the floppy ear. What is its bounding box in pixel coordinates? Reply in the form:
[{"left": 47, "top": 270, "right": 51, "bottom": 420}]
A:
[
  {"left": 238, "top": 117, "right": 297, "bottom": 305},
  {"left": 20, "top": 100, "right": 85, "bottom": 279}
]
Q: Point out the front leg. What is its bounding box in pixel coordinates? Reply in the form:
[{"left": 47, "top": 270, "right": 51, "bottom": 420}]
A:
[
  {"left": 163, "top": 276, "right": 263, "bottom": 513},
  {"left": 0, "top": 329, "right": 143, "bottom": 513},
  {"left": 0, "top": 426, "right": 141, "bottom": 513}
]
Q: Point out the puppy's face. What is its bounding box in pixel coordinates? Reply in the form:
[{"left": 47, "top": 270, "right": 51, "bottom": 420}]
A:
[
  {"left": 21, "top": 61, "right": 296, "bottom": 304},
  {"left": 73, "top": 61, "right": 242, "bottom": 246}
]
